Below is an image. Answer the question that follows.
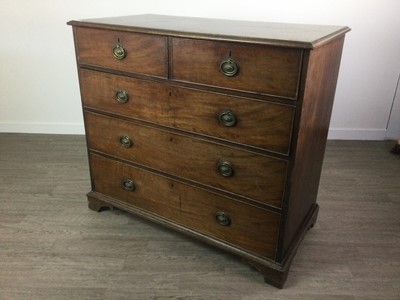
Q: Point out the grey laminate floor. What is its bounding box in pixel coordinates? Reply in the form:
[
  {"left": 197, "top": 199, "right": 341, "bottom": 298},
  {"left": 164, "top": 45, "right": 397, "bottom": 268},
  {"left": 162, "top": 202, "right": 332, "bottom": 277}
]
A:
[{"left": 0, "top": 133, "right": 399, "bottom": 299}]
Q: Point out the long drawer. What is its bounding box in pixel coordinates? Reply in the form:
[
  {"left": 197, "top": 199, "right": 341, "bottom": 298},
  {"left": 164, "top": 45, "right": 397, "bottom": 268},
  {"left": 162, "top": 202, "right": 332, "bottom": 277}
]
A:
[
  {"left": 80, "top": 69, "right": 295, "bottom": 154},
  {"left": 73, "top": 27, "right": 167, "bottom": 77},
  {"left": 171, "top": 38, "right": 302, "bottom": 99},
  {"left": 85, "top": 111, "right": 287, "bottom": 208},
  {"left": 90, "top": 153, "right": 281, "bottom": 259}
]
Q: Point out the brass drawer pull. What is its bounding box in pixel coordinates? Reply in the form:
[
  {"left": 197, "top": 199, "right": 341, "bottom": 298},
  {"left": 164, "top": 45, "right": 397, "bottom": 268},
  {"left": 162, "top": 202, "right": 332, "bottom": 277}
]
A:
[
  {"left": 113, "top": 44, "right": 127, "bottom": 60},
  {"left": 115, "top": 90, "right": 129, "bottom": 103},
  {"left": 220, "top": 58, "right": 239, "bottom": 77},
  {"left": 122, "top": 178, "right": 135, "bottom": 191},
  {"left": 120, "top": 136, "right": 133, "bottom": 148},
  {"left": 215, "top": 211, "right": 231, "bottom": 226},
  {"left": 218, "top": 110, "right": 237, "bottom": 127},
  {"left": 217, "top": 161, "right": 234, "bottom": 177}
]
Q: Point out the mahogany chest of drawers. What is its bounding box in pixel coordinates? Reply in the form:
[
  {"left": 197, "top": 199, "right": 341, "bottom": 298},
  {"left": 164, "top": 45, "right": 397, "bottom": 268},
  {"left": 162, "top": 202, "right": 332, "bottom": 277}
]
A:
[{"left": 68, "top": 15, "right": 349, "bottom": 288}]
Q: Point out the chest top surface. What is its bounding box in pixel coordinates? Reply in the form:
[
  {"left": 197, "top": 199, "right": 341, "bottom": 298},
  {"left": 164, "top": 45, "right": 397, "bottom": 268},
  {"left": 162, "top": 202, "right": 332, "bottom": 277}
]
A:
[{"left": 67, "top": 14, "right": 349, "bottom": 49}]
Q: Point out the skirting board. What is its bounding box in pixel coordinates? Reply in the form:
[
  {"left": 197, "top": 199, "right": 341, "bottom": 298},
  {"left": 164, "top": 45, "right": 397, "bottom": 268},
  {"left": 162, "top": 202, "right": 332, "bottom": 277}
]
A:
[
  {"left": 328, "top": 128, "right": 388, "bottom": 140},
  {"left": 0, "top": 123, "right": 85, "bottom": 135},
  {"left": 0, "top": 123, "right": 392, "bottom": 140}
]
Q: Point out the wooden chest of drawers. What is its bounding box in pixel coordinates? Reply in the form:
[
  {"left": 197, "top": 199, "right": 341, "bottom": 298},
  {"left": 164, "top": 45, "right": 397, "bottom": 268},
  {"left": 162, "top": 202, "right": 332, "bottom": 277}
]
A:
[{"left": 68, "top": 15, "right": 349, "bottom": 288}]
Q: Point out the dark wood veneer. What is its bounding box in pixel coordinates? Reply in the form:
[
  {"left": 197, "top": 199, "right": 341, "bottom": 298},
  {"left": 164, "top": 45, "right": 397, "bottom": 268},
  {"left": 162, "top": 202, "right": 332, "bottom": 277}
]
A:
[
  {"left": 90, "top": 153, "right": 281, "bottom": 259},
  {"left": 79, "top": 69, "right": 295, "bottom": 154},
  {"left": 69, "top": 14, "right": 349, "bottom": 288},
  {"left": 280, "top": 36, "right": 346, "bottom": 259},
  {"left": 74, "top": 27, "right": 168, "bottom": 77},
  {"left": 85, "top": 111, "right": 287, "bottom": 208},
  {"left": 171, "top": 38, "right": 302, "bottom": 99}
]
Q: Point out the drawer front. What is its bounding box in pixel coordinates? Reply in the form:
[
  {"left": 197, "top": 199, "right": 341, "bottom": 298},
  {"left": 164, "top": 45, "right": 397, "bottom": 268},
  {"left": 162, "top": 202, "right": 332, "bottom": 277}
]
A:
[
  {"left": 85, "top": 112, "right": 287, "bottom": 208},
  {"left": 74, "top": 27, "right": 167, "bottom": 77},
  {"left": 90, "top": 153, "right": 281, "bottom": 259},
  {"left": 80, "top": 69, "right": 294, "bottom": 154},
  {"left": 172, "top": 38, "right": 302, "bottom": 99},
  {"left": 90, "top": 153, "right": 181, "bottom": 221}
]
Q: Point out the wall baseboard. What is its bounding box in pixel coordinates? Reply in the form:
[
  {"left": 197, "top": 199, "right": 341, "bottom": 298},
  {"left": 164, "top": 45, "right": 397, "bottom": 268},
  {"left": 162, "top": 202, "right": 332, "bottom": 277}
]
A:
[
  {"left": 0, "top": 123, "right": 85, "bottom": 135},
  {"left": 0, "top": 124, "right": 393, "bottom": 140},
  {"left": 328, "top": 128, "right": 388, "bottom": 140}
]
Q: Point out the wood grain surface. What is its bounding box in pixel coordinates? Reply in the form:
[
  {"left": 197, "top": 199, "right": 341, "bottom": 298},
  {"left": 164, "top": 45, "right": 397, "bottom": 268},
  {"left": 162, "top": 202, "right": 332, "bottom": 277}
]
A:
[
  {"left": 85, "top": 112, "right": 287, "bottom": 208},
  {"left": 171, "top": 38, "right": 302, "bottom": 99},
  {"left": 79, "top": 69, "right": 295, "bottom": 154},
  {"left": 68, "top": 14, "right": 350, "bottom": 49},
  {"left": 70, "top": 17, "right": 350, "bottom": 287},
  {"left": 74, "top": 27, "right": 168, "bottom": 77},
  {"left": 90, "top": 153, "right": 281, "bottom": 258},
  {"left": 0, "top": 133, "right": 399, "bottom": 299}
]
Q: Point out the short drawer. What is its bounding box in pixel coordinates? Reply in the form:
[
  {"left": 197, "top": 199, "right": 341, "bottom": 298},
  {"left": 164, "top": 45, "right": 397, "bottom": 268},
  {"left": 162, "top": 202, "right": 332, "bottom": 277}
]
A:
[
  {"left": 90, "top": 153, "right": 281, "bottom": 259},
  {"left": 80, "top": 69, "right": 294, "bottom": 154},
  {"left": 172, "top": 38, "right": 302, "bottom": 99},
  {"left": 85, "top": 112, "right": 287, "bottom": 208},
  {"left": 74, "top": 27, "right": 167, "bottom": 77}
]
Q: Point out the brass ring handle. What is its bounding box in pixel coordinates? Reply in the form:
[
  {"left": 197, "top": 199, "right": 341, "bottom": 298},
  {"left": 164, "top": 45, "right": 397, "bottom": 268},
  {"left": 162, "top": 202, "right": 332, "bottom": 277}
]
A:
[
  {"left": 120, "top": 136, "right": 133, "bottom": 148},
  {"left": 215, "top": 212, "right": 231, "bottom": 226},
  {"left": 113, "top": 44, "right": 127, "bottom": 60},
  {"left": 116, "top": 90, "right": 129, "bottom": 103},
  {"left": 220, "top": 58, "right": 239, "bottom": 77},
  {"left": 218, "top": 110, "right": 237, "bottom": 127},
  {"left": 217, "top": 161, "right": 234, "bottom": 177},
  {"left": 122, "top": 178, "right": 135, "bottom": 191}
]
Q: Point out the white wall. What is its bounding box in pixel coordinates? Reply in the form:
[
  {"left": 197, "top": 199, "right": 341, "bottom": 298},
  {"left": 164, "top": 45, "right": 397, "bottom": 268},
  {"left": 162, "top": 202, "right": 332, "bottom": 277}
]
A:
[{"left": 1, "top": 0, "right": 399, "bottom": 139}]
